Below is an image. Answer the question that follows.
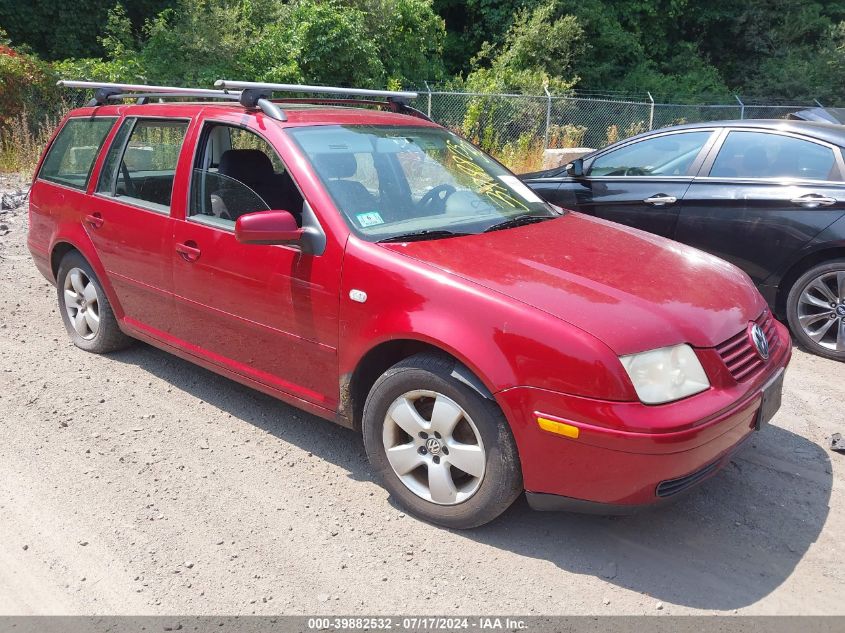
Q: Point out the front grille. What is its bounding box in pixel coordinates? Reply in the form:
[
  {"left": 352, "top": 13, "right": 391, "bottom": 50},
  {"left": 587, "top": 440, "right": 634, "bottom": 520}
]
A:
[
  {"left": 716, "top": 311, "right": 779, "bottom": 382},
  {"left": 656, "top": 460, "right": 721, "bottom": 497}
]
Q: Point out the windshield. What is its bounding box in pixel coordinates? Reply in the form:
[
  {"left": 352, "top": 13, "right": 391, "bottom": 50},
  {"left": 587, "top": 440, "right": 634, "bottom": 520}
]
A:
[{"left": 287, "top": 125, "right": 557, "bottom": 241}]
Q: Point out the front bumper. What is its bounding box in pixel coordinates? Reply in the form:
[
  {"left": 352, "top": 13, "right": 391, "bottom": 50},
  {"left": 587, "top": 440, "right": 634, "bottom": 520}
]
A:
[{"left": 495, "top": 320, "right": 792, "bottom": 510}]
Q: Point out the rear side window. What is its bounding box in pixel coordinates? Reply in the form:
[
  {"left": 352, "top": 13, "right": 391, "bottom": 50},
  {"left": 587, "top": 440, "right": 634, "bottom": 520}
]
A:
[
  {"left": 96, "top": 118, "right": 189, "bottom": 212},
  {"left": 38, "top": 117, "right": 116, "bottom": 190},
  {"left": 709, "top": 131, "right": 839, "bottom": 181}
]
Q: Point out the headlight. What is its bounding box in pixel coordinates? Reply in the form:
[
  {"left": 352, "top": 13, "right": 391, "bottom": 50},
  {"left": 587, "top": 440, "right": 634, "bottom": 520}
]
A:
[{"left": 619, "top": 344, "right": 710, "bottom": 404}]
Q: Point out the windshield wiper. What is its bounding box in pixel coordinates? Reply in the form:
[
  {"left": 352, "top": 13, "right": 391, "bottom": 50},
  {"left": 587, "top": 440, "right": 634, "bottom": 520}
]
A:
[
  {"left": 377, "top": 229, "right": 470, "bottom": 243},
  {"left": 483, "top": 214, "right": 555, "bottom": 233}
]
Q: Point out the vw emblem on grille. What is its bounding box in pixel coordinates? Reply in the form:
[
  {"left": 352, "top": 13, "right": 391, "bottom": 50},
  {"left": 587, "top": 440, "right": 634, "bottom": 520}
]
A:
[
  {"left": 425, "top": 437, "right": 442, "bottom": 455},
  {"left": 749, "top": 323, "right": 770, "bottom": 361}
]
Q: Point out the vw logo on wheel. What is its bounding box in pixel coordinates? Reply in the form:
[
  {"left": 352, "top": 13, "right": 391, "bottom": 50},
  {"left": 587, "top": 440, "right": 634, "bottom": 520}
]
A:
[
  {"left": 749, "top": 323, "right": 770, "bottom": 361},
  {"left": 425, "top": 437, "right": 442, "bottom": 455}
]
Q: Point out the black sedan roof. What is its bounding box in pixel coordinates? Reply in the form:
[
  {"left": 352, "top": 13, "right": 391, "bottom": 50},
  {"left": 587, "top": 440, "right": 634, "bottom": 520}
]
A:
[
  {"left": 522, "top": 119, "right": 845, "bottom": 178},
  {"left": 646, "top": 119, "right": 845, "bottom": 147}
]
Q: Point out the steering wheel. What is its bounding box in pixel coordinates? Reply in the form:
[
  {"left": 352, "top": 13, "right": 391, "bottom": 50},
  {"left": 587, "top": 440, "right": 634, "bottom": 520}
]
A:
[
  {"left": 417, "top": 184, "right": 456, "bottom": 214},
  {"left": 623, "top": 167, "right": 648, "bottom": 176}
]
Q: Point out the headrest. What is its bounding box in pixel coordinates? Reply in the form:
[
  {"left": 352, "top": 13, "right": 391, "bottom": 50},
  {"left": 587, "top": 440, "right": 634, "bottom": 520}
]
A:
[
  {"left": 218, "top": 149, "right": 274, "bottom": 184},
  {"left": 313, "top": 153, "right": 357, "bottom": 179}
]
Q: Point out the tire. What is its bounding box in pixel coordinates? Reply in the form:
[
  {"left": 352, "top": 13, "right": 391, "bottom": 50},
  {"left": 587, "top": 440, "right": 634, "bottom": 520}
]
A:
[
  {"left": 362, "top": 353, "right": 522, "bottom": 529},
  {"left": 56, "top": 251, "right": 133, "bottom": 354},
  {"left": 786, "top": 258, "right": 845, "bottom": 361}
]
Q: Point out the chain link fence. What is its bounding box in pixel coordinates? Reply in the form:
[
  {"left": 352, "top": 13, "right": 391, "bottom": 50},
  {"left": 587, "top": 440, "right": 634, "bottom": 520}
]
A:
[{"left": 409, "top": 90, "right": 829, "bottom": 171}]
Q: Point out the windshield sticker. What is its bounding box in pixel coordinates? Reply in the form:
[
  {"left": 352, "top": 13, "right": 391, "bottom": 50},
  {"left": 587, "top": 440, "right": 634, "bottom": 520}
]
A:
[
  {"left": 498, "top": 175, "right": 544, "bottom": 203},
  {"left": 356, "top": 211, "right": 385, "bottom": 227}
]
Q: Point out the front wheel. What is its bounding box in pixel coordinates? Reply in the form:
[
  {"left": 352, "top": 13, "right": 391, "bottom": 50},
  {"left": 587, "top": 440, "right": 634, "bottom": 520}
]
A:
[
  {"left": 362, "top": 353, "right": 522, "bottom": 528},
  {"left": 786, "top": 259, "right": 845, "bottom": 361}
]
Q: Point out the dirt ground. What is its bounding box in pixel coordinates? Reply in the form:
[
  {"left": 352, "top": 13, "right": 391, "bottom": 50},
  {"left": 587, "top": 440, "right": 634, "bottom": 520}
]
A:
[{"left": 1, "top": 176, "right": 844, "bottom": 616}]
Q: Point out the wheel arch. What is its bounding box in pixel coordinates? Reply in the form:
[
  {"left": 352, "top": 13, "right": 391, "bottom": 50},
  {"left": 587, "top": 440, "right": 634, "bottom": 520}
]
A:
[
  {"left": 50, "top": 241, "right": 79, "bottom": 279},
  {"left": 342, "top": 338, "right": 495, "bottom": 432},
  {"left": 48, "top": 236, "right": 125, "bottom": 321},
  {"left": 776, "top": 244, "right": 845, "bottom": 317}
]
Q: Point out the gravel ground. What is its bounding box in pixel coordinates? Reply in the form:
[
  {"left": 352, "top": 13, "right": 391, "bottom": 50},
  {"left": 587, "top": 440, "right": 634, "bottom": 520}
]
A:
[{"left": 0, "top": 174, "right": 844, "bottom": 616}]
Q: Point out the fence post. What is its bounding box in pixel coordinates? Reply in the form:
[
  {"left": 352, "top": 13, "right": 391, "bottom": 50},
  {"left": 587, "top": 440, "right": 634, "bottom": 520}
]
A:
[
  {"left": 424, "top": 81, "right": 432, "bottom": 119},
  {"left": 543, "top": 86, "right": 552, "bottom": 149},
  {"left": 735, "top": 95, "right": 745, "bottom": 120},
  {"left": 647, "top": 91, "right": 654, "bottom": 130}
]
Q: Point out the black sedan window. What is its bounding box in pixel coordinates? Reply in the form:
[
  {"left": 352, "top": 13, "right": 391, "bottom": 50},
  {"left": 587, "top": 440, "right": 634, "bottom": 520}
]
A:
[
  {"left": 709, "top": 131, "right": 839, "bottom": 181},
  {"left": 589, "top": 131, "right": 712, "bottom": 177}
]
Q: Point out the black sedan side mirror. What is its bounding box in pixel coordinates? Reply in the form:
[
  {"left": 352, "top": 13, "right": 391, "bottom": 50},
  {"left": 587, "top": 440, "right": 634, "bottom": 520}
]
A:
[{"left": 566, "top": 158, "right": 584, "bottom": 177}]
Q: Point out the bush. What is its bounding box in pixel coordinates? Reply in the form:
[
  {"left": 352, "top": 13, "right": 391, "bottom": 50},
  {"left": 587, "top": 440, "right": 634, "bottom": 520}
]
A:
[
  {"left": 0, "top": 106, "right": 69, "bottom": 175},
  {"left": 0, "top": 46, "right": 58, "bottom": 126}
]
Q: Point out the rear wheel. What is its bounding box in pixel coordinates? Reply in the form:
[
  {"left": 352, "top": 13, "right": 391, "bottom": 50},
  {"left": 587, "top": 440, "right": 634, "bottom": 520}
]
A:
[
  {"left": 786, "top": 259, "right": 845, "bottom": 361},
  {"left": 362, "top": 353, "right": 522, "bottom": 528},
  {"left": 57, "top": 251, "right": 133, "bottom": 353}
]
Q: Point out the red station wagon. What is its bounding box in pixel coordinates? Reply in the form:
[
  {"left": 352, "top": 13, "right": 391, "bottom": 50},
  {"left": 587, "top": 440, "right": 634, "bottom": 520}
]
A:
[{"left": 27, "top": 80, "right": 792, "bottom": 528}]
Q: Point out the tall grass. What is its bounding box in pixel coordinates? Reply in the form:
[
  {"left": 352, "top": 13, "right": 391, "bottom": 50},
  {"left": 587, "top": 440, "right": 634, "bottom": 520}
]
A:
[{"left": 0, "top": 106, "right": 68, "bottom": 177}]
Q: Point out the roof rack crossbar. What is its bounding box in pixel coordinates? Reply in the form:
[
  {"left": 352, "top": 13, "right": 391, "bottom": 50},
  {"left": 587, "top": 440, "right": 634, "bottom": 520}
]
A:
[
  {"left": 57, "top": 80, "right": 240, "bottom": 105},
  {"left": 107, "top": 92, "right": 241, "bottom": 102},
  {"left": 214, "top": 80, "right": 418, "bottom": 102}
]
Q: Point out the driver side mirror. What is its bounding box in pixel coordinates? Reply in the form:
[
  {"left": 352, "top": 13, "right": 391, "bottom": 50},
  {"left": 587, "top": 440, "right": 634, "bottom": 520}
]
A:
[
  {"left": 566, "top": 158, "right": 584, "bottom": 178},
  {"left": 235, "top": 210, "right": 304, "bottom": 246}
]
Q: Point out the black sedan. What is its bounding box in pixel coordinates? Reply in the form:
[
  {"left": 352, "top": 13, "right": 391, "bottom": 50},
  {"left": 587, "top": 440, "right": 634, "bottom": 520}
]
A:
[{"left": 523, "top": 120, "right": 845, "bottom": 361}]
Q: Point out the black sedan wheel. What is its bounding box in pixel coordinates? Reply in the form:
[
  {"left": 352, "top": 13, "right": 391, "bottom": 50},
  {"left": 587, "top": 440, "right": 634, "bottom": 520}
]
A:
[{"left": 787, "top": 259, "right": 845, "bottom": 361}]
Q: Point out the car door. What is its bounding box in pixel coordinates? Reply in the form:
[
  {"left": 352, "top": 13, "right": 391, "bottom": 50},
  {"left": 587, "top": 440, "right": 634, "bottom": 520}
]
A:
[
  {"left": 169, "top": 115, "right": 342, "bottom": 411},
  {"left": 675, "top": 128, "right": 845, "bottom": 285},
  {"left": 532, "top": 129, "right": 718, "bottom": 238},
  {"left": 89, "top": 114, "right": 191, "bottom": 335}
]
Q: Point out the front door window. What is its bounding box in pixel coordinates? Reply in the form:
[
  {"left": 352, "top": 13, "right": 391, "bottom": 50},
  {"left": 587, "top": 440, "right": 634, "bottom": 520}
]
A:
[{"left": 589, "top": 132, "right": 713, "bottom": 177}]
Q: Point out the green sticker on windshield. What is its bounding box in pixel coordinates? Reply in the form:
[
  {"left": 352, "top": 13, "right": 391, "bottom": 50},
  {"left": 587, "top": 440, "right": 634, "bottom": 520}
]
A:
[{"left": 356, "top": 211, "right": 384, "bottom": 227}]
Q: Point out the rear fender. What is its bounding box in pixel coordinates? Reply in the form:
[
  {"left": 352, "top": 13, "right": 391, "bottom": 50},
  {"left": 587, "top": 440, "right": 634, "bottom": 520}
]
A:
[{"left": 49, "top": 225, "right": 125, "bottom": 321}]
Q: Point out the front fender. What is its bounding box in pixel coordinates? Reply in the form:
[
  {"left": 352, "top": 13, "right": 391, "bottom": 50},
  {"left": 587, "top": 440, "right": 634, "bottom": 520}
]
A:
[{"left": 338, "top": 238, "right": 635, "bottom": 402}]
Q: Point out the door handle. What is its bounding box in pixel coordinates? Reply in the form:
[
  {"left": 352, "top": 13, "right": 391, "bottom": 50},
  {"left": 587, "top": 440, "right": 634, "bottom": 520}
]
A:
[
  {"left": 84, "top": 212, "right": 104, "bottom": 229},
  {"left": 175, "top": 241, "right": 201, "bottom": 262},
  {"left": 790, "top": 194, "right": 837, "bottom": 208},
  {"left": 643, "top": 195, "right": 677, "bottom": 206}
]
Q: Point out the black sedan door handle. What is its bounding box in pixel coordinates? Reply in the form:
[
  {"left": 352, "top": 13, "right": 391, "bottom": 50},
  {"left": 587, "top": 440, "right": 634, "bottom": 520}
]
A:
[
  {"left": 643, "top": 194, "right": 678, "bottom": 206},
  {"left": 790, "top": 194, "right": 837, "bottom": 208}
]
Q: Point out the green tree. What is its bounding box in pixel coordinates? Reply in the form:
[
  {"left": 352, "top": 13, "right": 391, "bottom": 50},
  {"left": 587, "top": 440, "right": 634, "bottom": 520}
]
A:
[
  {"left": 344, "top": 0, "right": 446, "bottom": 84},
  {"left": 249, "top": 0, "right": 385, "bottom": 86},
  {"left": 0, "top": 0, "right": 175, "bottom": 60},
  {"left": 465, "top": 2, "right": 584, "bottom": 93}
]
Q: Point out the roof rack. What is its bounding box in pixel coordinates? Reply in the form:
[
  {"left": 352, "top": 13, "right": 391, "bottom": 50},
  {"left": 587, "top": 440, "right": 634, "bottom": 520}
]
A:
[
  {"left": 214, "top": 80, "right": 417, "bottom": 102},
  {"left": 58, "top": 80, "right": 238, "bottom": 103},
  {"left": 214, "top": 80, "right": 428, "bottom": 120},
  {"left": 58, "top": 79, "right": 428, "bottom": 122}
]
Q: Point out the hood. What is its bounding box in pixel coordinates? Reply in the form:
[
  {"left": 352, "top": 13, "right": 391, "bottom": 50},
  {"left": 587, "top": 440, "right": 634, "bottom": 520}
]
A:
[{"left": 381, "top": 213, "right": 766, "bottom": 355}]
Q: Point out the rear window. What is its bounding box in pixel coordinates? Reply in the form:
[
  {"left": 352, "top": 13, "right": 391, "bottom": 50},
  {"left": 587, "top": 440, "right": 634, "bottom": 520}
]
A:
[{"left": 38, "top": 117, "right": 116, "bottom": 190}]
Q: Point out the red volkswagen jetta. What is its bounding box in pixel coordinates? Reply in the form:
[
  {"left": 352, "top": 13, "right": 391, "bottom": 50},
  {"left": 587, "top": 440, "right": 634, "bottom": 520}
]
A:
[{"left": 28, "top": 81, "right": 791, "bottom": 528}]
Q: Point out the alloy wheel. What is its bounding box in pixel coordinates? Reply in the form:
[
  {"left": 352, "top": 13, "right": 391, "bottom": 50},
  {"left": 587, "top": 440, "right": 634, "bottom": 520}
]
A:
[
  {"left": 797, "top": 271, "right": 845, "bottom": 352},
  {"left": 382, "top": 389, "right": 486, "bottom": 505},
  {"left": 63, "top": 267, "right": 101, "bottom": 340}
]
